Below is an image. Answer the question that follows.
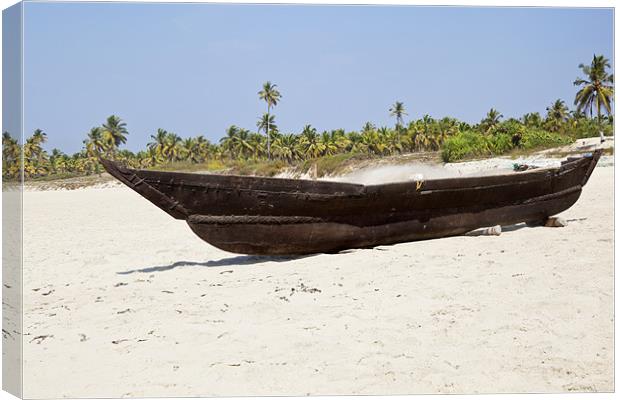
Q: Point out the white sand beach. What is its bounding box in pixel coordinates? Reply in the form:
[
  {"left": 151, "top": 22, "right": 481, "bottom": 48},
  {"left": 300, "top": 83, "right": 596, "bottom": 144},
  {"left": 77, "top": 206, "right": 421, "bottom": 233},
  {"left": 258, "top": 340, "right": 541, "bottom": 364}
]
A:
[{"left": 20, "top": 159, "right": 613, "bottom": 397}]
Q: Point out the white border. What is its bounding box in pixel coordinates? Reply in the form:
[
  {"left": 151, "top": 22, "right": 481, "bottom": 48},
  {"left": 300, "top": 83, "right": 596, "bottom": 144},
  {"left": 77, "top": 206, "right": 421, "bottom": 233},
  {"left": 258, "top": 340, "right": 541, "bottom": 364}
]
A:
[{"left": 0, "top": 1, "right": 616, "bottom": 400}]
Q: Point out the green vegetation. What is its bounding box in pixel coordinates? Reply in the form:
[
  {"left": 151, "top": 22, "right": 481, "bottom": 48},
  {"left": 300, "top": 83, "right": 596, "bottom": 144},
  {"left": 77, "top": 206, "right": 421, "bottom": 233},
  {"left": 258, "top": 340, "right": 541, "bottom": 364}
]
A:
[
  {"left": 2, "top": 54, "right": 614, "bottom": 181},
  {"left": 441, "top": 122, "right": 575, "bottom": 163},
  {"left": 300, "top": 152, "right": 365, "bottom": 177}
]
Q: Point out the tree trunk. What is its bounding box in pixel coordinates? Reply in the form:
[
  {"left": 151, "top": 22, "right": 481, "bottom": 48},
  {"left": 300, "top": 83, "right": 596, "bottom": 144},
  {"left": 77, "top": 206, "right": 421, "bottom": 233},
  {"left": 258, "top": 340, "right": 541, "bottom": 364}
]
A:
[
  {"left": 597, "top": 102, "right": 605, "bottom": 143},
  {"left": 266, "top": 105, "right": 271, "bottom": 160}
]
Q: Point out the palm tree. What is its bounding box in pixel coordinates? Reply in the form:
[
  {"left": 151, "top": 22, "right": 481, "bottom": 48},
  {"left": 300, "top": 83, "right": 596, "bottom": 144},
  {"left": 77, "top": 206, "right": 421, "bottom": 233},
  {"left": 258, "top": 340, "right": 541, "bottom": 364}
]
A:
[
  {"left": 195, "top": 135, "right": 211, "bottom": 161},
  {"left": 458, "top": 121, "right": 472, "bottom": 132},
  {"left": 258, "top": 81, "right": 282, "bottom": 160},
  {"left": 219, "top": 126, "right": 240, "bottom": 159},
  {"left": 522, "top": 112, "right": 543, "bottom": 128},
  {"left": 31, "top": 129, "right": 47, "bottom": 146},
  {"left": 329, "top": 129, "right": 351, "bottom": 152},
  {"left": 165, "top": 133, "right": 183, "bottom": 162},
  {"left": 412, "top": 130, "right": 433, "bottom": 152},
  {"left": 182, "top": 138, "right": 201, "bottom": 163},
  {"left": 574, "top": 54, "right": 614, "bottom": 142},
  {"left": 384, "top": 129, "right": 405, "bottom": 154},
  {"left": 84, "top": 127, "right": 106, "bottom": 158},
  {"left": 436, "top": 117, "right": 458, "bottom": 146},
  {"left": 480, "top": 108, "right": 503, "bottom": 133},
  {"left": 2, "top": 131, "right": 20, "bottom": 179},
  {"left": 247, "top": 133, "right": 266, "bottom": 159},
  {"left": 319, "top": 131, "right": 338, "bottom": 156},
  {"left": 101, "top": 115, "right": 128, "bottom": 156},
  {"left": 234, "top": 128, "right": 254, "bottom": 159},
  {"left": 545, "top": 99, "right": 569, "bottom": 132},
  {"left": 299, "top": 125, "right": 324, "bottom": 158},
  {"left": 389, "top": 101, "right": 408, "bottom": 129},
  {"left": 24, "top": 129, "right": 48, "bottom": 177},
  {"left": 272, "top": 133, "right": 299, "bottom": 162},
  {"left": 148, "top": 129, "right": 170, "bottom": 163},
  {"left": 362, "top": 122, "right": 376, "bottom": 134},
  {"left": 356, "top": 129, "right": 375, "bottom": 155},
  {"left": 257, "top": 113, "right": 278, "bottom": 138},
  {"left": 49, "top": 148, "right": 66, "bottom": 174}
]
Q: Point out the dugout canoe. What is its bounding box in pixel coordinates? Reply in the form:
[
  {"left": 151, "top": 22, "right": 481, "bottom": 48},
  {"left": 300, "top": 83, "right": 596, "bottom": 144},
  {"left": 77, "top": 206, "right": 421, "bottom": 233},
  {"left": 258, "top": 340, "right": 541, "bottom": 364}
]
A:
[{"left": 100, "top": 150, "right": 601, "bottom": 255}]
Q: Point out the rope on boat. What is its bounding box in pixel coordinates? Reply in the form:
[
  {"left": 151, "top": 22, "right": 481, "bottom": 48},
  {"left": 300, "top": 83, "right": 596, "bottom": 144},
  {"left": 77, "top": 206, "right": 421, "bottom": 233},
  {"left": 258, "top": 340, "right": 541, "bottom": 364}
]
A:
[{"left": 188, "top": 215, "right": 324, "bottom": 225}]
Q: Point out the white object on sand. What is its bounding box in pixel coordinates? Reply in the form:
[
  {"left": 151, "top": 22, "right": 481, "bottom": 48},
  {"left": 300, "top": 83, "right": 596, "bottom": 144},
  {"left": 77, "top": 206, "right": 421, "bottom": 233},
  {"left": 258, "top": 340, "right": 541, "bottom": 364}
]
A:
[
  {"left": 481, "top": 225, "right": 502, "bottom": 236},
  {"left": 545, "top": 216, "right": 568, "bottom": 227}
]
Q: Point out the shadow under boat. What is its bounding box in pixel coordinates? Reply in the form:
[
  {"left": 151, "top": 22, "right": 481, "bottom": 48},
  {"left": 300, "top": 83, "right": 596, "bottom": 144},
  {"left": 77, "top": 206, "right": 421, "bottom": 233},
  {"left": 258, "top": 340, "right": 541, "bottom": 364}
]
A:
[
  {"left": 117, "top": 216, "right": 591, "bottom": 274},
  {"left": 117, "top": 254, "right": 315, "bottom": 274}
]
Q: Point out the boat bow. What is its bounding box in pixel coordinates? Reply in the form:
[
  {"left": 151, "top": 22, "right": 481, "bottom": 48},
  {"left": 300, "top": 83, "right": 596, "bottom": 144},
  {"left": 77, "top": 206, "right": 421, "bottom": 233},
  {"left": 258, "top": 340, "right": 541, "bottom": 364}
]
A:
[{"left": 99, "top": 158, "right": 189, "bottom": 219}]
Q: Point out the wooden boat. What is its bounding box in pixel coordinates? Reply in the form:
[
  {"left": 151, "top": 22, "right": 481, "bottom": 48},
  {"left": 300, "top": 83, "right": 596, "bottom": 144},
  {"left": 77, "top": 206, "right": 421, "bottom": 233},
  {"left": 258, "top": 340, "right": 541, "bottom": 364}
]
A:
[{"left": 100, "top": 150, "right": 601, "bottom": 255}]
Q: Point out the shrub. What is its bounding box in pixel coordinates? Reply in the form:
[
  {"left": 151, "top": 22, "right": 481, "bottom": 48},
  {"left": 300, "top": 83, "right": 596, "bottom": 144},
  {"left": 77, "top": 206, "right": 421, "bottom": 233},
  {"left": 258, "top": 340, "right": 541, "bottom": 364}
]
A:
[
  {"left": 229, "top": 159, "right": 287, "bottom": 177},
  {"left": 572, "top": 119, "right": 614, "bottom": 139},
  {"left": 441, "top": 126, "right": 576, "bottom": 163},
  {"left": 520, "top": 129, "right": 572, "bottom": 150},
  {"left": 300, "top": 152, "right": 365, "bottom": 177},
  {"left": 441, "top": 131, "right": 493, "bottom": 162},
  {"left": 490, "top": 133, "right": 514, "bottom": 154}
]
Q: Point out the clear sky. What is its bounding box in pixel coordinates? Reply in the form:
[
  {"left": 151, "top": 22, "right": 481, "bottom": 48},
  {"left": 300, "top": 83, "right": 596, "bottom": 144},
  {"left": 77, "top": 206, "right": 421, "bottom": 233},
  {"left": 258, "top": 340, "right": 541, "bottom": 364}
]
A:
[{"left": 19, "top": 2, "right": 614, "bottom": 153}]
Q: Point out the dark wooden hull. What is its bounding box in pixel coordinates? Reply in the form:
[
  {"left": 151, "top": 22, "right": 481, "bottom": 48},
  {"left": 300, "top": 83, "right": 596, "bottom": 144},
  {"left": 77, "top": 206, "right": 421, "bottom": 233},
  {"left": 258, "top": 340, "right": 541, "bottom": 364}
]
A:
[{"left": 100, "top": 150, "right": 600, "bottom": 255}]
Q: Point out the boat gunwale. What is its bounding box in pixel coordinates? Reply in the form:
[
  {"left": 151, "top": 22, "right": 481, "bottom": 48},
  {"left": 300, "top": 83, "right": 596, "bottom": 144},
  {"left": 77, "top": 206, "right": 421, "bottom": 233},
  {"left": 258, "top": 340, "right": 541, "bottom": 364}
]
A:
[
  {"left": 117, "top": 156, "right": 592, "bottom": 196},
  {"left": 99, "top": 151, "right": 598, "bottom": 208}
]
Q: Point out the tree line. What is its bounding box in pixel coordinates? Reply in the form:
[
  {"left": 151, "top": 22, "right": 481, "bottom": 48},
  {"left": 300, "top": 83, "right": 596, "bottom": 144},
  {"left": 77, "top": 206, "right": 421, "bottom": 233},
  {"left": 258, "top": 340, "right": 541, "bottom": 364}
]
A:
[{"left": 2, "top": 54, "right": 613, "bottom": 180}]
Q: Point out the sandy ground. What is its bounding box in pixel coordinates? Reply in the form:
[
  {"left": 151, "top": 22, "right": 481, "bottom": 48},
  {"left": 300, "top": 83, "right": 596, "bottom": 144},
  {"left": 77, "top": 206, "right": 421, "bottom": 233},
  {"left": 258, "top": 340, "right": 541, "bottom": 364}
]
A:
[{"left": 18, "top": 162, "right": 614, "bottom": 397}]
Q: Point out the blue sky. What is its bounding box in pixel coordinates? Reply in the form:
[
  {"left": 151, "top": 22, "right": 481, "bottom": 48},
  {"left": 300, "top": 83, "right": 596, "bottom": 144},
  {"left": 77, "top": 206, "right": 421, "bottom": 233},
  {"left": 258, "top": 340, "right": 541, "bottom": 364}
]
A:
[{"left": 19, "top": 3, "right": 614, "bottom": 153}]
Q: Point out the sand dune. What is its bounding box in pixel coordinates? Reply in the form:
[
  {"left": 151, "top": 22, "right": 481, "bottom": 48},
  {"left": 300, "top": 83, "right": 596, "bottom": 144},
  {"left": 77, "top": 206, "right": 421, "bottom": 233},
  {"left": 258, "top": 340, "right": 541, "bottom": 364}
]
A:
[{"left": 19, "top": 163, "right": 613, "bottom": 397}]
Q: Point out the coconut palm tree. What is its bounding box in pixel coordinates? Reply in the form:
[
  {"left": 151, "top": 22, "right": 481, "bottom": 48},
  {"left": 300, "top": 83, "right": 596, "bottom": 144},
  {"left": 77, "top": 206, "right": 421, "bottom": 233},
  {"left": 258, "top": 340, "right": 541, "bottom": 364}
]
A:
[
  {"left": 361, "top": 122, "right": 376, "bottom": 134},
  {"left": 436, "top": 117, "right": 458, "bottom": 146},
  {"left": 24, "top": 129, "right": 48, "bottom": 177},
  {"left": 389, "top": 101, "right": 408, "bottom": 129},
  {"left": 84, "top": 127, "right": 106, "bottom": 157},
  {"left": 219, "top": 125, "right": 240, "bottom": 159},
  {"left": 2, "top": 131, "right": 20, "bottom": 179},
  {"left": 182, "top": 138, "right": 202, "bottom": 163},
  {"left": 2, "top": 132, "right": 18, "bottom": 156},
  {"left": 194, "top": 135, "right": 211, "bottom": 160},
  {"left": 408, "top": 120, "right": 435, "bottom": 152},
  {"left": 247, "top": 132, "right": 266, "bottom": 160},
  {"left": 234, "top": 128, "right": 254, "bottom": 159},
  {"left": 574, "top": 54, "right": 614, "bottom": 142},
  {"left": 134, "top": 150, "right": 153, "bottom": 168},
  {"left": 49, "top": 149, "right": 66, "bottom": 174},
  {"left": 101, "top": 115, "right": 128, "bottom": 156},
  {"left": 258, "top": 81, "right": 282, "bottom": 160},
  {"left": 257, "top": 113, "right": 277, "bottom": 136},
  {"left": 458, "top": 121, "right": 472, "bottom": 132},
  {"left": 480, "top": 108, "right": 503, "bottom": 133},
  {"left": 521, "top": 112, "right": 543, "bottom": 128},
  {"left": 329, "top": 129, "right": 351, "bottom": 152},
  {"left": 116, "top": 149, "right": 136, "bottom": 167},
  {"left": 319, "top": 131, "right": 339, "bottom": 156},
  {"left": 148, "top": 129, "right": 170, "bottom": 163},
  {"left": 30, "top": 129, "right": 46, "bottom": 146},
  {"left": 299, "top": 125, "right": 324, "bottom": 158},
  {"left": 165, "top": 133, "right": 183, "bottom": 162},
  {"left": 545, "top": 99, "right": 569, "bottom": 132},
  {"left": 272, "top": 133, "right": 299, "bottom": 162},
  {"left": 384, "top": 129, "right": 405, "bottom": 154}
]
